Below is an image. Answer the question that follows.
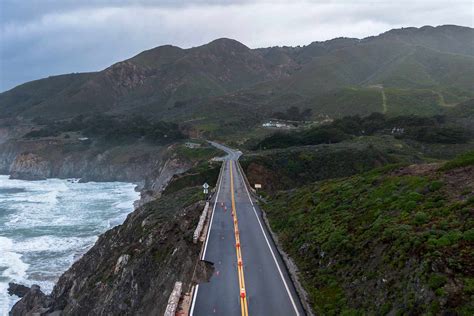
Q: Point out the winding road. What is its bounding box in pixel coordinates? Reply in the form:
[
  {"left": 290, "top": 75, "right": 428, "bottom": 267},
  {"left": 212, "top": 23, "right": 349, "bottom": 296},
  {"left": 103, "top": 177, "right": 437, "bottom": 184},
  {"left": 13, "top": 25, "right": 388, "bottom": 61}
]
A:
[{"left": 190, "top": 142, "right": 305, "bottom": 316}]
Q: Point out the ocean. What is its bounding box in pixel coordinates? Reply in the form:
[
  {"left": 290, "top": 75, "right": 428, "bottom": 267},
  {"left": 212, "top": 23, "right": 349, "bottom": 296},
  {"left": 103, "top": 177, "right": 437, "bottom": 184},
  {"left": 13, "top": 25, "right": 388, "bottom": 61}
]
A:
[{"left": 0, "top": 175, "right": 139, "bottom": 315}]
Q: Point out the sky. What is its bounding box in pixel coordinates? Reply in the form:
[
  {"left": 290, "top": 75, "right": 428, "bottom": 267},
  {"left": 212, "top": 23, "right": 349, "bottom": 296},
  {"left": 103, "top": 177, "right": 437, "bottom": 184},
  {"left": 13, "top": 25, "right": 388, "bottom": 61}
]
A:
[{"left": 0, "top": 0, "right": 473, "bottom": 92}]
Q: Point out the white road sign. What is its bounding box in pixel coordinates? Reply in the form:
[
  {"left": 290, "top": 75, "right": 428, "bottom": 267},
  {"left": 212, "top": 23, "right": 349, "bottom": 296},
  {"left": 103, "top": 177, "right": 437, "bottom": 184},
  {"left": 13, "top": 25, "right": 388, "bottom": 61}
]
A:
[{"left": 203, "top": 182, "right": 209, "bottom": 194}]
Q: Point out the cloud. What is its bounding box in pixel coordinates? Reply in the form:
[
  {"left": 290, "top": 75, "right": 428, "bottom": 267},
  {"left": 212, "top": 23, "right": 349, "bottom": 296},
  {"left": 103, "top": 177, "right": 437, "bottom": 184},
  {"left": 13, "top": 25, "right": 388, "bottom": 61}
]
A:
[{"left": 1, "top": 0, "right": 472, "bottom": 91}]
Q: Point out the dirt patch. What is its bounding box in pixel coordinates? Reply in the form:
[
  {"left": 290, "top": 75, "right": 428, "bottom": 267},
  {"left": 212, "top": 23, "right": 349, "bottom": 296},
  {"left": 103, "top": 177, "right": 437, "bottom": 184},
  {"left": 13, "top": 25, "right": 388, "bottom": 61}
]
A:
[
  {"left": 391, "top": 163, "right": 441, "bottom": 177},
  {"left": 441, "top": 165, "right": 474, "bottom": 201}
]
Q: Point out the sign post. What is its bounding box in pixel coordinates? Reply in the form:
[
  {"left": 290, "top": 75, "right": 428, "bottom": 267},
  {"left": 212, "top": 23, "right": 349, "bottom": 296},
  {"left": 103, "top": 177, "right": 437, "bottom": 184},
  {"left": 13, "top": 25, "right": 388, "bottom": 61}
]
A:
[{"left": 203, "top": 182, "right": 210, "bottom": 195}]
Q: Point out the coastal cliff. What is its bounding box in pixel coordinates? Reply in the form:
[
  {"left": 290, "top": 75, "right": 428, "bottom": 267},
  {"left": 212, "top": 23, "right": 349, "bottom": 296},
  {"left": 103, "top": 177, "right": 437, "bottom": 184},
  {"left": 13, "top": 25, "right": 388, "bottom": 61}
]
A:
[
  {"left": 0, "top": 138, "right": 172, "bottom": 183},
  {"left": 10, "top": 187, "right": 211, "bottom": 315},
  {"left": 9, "top": 153, "right": 51, "bottom": 180},
  {"left": 5, "top": 137, "right": 222, "bottom": 315}
]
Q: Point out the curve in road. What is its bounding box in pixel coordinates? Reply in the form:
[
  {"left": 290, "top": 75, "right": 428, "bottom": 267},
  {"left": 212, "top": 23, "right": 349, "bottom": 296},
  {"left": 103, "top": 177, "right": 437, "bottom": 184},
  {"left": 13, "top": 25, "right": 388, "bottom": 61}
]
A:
[{"left": 190, "top": 143, "right": 305, "bottom": 316}]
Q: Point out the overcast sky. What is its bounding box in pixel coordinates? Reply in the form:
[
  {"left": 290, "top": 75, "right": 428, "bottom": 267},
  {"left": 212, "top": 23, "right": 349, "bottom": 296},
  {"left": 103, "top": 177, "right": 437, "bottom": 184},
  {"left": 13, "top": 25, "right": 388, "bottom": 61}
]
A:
[{"left": 0, "top": 0, "right": 472, "bottom": 92}]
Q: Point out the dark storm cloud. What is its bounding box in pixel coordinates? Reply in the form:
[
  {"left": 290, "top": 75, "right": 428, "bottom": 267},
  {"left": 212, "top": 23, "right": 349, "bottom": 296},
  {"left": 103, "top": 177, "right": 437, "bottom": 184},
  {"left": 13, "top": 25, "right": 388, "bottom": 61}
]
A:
[{"left": 1, "top": 0, "right": 472, "bottom": 92}]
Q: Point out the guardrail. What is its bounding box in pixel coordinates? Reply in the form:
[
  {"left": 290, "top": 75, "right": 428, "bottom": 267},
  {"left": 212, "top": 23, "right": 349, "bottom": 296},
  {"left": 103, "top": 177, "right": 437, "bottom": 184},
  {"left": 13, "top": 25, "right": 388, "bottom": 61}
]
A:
[
  {"left": 193, "top": 202, "right": 210, "bottom": 244},
  {"left": 164, "top": 281, "right": 182, "bottom": 316}
]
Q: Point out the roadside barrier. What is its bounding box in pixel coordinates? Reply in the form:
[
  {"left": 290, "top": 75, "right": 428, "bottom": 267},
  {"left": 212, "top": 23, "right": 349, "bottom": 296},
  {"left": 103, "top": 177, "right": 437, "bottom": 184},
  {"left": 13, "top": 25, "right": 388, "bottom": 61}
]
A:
[
  {"left": 193, "top": 202, "right": 210, "bottom": 244},
  {"left": 164, "top": 281, "right": 182, "bottom": 316}
]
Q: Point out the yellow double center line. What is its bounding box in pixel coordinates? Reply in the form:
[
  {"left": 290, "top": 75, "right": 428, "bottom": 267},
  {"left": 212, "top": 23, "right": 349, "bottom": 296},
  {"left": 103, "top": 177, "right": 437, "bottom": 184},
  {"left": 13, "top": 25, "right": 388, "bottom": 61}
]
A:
[{"left": 230, "top": 160, "right": 249, "bottom": 316}]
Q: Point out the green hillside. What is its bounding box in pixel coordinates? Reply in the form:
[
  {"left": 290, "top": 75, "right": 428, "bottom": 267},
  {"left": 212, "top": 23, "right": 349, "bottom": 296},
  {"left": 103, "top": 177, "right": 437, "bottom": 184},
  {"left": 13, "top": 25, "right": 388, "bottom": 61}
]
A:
[
  {"left": 263, "top": 156, "right": 474, "bottom": 314},
  {"left": 0, "top": 25, "right": 473, "bottom": 134}
]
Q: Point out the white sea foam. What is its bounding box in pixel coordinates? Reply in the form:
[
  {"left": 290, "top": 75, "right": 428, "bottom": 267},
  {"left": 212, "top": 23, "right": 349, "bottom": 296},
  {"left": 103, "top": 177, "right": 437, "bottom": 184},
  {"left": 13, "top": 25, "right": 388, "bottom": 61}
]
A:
[
  {"left": 0, "top": 237, "right": 29, "bottom": 280},
  {"left": 0, "top": 237, "right": 29, "bottom": 316},
  {"left": 0, "top": 176, "right": 139, "bottom": 314},
  {"left": 14, "top": 236, "right": 97, "bottom": 253}
]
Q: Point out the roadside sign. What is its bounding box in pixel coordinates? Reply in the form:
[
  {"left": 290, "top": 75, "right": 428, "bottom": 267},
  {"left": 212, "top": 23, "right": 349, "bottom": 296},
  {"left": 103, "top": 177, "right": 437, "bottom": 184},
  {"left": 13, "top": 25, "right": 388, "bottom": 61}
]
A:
[
  {"left": 203, "top": 182, "right": 210, "bottom": 194},
  {"left": 254, "top": 184, "right": 262, "bottom": 189}
]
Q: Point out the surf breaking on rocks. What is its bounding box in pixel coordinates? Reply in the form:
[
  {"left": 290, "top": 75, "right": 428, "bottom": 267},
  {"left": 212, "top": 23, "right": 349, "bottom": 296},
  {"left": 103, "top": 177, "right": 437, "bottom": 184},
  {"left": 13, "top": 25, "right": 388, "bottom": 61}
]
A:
[{"left": 0, "top": 175, "right": 139, "bottom": 315}]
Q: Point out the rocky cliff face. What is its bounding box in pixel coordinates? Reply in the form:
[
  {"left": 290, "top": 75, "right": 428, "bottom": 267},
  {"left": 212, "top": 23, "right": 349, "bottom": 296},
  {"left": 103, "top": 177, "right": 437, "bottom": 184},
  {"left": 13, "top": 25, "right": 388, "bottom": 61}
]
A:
[
  {"left": 136, "top": 157, "right": 193, "bottom": 207},
  {"left": 0, "top": 138, "right": 173, "bottom": 183},
  {"left": 10, "top": 186, "right": 211, "bottom": 316},
  {"left": 9, "top": 153, "right": 51, "bottom": 180}
]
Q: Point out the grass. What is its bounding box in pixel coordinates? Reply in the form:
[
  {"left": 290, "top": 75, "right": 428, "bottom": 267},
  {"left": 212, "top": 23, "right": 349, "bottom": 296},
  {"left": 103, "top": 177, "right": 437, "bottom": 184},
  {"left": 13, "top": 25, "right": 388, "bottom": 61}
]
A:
[
  {"left": 305, "top": 87, "right": 383, "bottom": 118},
  {"left": 174, "top": 143, "right": 224, "bottom": 162},
  {"left": 262, "top": 159, "right": 474, "bottom": 314},
  {"left": 440, "top": 150, "right": 474, "bottom": 171},
  {"left": 384, "top": 88, "right": 443, "bottom": 117},
  {"left": 163, "top": 161, "right": 222, "bottom": 195}
]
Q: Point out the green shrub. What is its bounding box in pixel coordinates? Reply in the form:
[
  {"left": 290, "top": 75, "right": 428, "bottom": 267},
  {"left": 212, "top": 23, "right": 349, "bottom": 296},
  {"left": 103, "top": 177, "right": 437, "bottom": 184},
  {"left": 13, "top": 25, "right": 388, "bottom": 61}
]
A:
[
  {"left": 380, "top": 303, "right": 392, "bottom": 315},
  {"left": 414, "top": 212, "right": 429, "bottom": 225},
  {"left": 464, "top": 278, "right": 474, "bottom": 295},
  {"left": 429, "top": 181, "right": 443, "bottom": 192},
  {"left": 440, "top": 150, "right": 474, "bottom": 171},
  {"left": 322, "top": 229, "right": 347, "bottom": 252},
  {"left": 428, "top": 274, "right": 447, "bottom": 290},
  {"left": 429, "top": 230, "right": 463, "bottom": 247},
  {"left": 463, "top": 229, "right": 474, "bottom": 242}
]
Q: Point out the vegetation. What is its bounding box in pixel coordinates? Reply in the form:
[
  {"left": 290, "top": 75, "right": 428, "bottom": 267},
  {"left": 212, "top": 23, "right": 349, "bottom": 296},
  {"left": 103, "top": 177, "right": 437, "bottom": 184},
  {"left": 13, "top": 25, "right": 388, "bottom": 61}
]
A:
[
  {"left": 162, "top": 141, "right": 224, "bottom": 194},
  {"left": 1, "top": 26, "right": 472, "bottom": 138},
  {"left": 263, "top": 161, "right": 474, "bottom": 314},
  {"left": 440, "top": 150, "right": 474, "bottom": 171},
  {"left": 240, "top": 136, "right": 421, "bottom": 192},
  {"left": 384, "top": 88, "right": 443, "bottom": 116},
  {"left": 24, "top": 114, "right": 184, "bottom": 145},
  {"left": 164, "top": 161, "right": 221, "bottom": 195},
  {"left": 304, "top": 87, "right": 383, "bottom": 118},
  {"left": 255, "top": 113, "right": 472, "bottom": 150},
  {"left": 174, "top": 144, "right": 223, "bottom": 161},
  {"left": 272, "top": 106, "right": 313, "bottom": 121}
]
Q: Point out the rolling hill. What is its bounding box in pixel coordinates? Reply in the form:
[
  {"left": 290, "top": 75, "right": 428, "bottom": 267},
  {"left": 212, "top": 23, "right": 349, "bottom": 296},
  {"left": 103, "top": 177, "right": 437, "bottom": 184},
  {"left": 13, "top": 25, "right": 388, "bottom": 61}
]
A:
[{"left": 0, "top": 25, "right": 473, "bottom": 133}]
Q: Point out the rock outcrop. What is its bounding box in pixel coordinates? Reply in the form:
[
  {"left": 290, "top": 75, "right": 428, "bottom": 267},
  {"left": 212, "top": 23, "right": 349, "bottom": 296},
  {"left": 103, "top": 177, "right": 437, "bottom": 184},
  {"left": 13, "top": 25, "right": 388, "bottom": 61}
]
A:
[
  {"left": 9, "top": 284, "right": 53, "bottom": 316},
  {"left": 9, "top": 153, "right": 51, "bottom": 180},
  {"left": 135, "top": 157, "right": 192, "bottom": 208},
  {"left": 8, "top": 283, "right": 30, "bottom": 298},
  {"left": 0, "top": 138, "right": 174, "bottom": 183}
]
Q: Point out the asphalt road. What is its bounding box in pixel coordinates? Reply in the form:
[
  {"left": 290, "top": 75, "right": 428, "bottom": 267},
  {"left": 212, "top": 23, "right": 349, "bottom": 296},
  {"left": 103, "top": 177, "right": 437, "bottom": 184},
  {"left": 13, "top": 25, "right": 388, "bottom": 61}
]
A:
[{"left": 190, "top": 143, "right": 305, "bottom": 316}]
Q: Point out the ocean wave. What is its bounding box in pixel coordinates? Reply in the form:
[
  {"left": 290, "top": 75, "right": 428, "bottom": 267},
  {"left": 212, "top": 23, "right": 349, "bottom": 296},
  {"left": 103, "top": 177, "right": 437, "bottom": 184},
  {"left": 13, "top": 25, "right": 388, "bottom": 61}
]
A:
[
  {"left": 14, "top": 236, "right": 98, "bottom": 254},
  {"left": 0, "top": 236, "right": 29, "bottom": 315},
  {"left": 0, "top": 177, "right": 139, "bottom": 314},
  {"left": 0, "top": 237, "right": 29, "bottom": 281}
]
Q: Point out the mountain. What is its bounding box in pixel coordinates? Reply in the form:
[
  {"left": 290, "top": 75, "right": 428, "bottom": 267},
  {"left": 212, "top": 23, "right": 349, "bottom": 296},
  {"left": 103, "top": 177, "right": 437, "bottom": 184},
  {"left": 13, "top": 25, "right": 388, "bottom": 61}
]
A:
[
  {"left": 1, "top": 25, "right": 473, "bottom": 133},
  {"left": 0, "top": 38, "right": 285, "bottom": 120}
]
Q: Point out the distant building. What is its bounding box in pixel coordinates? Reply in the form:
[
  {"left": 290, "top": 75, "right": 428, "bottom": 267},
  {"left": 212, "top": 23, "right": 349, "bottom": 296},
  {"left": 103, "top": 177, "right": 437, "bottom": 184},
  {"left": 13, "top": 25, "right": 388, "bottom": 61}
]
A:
[
  {"left": 391, "top": 127, "right": 405, "bottom": 134},
  {"left": 262, "top": 121, "right": 291, "bottom": 129},
  {"left": 185, "top": 142, "right": 201, "bottom": 148}
]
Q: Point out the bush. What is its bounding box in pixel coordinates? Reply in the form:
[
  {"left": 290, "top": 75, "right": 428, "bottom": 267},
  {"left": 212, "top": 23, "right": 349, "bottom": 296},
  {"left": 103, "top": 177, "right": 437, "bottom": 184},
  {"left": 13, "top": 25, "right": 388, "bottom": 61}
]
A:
[
  {"left": 23, "top": 114, "right": 184, "bottom": 144},
  {"left": 428, "top": 274, "right": 447, "bottom": 290},
  {"left": 401, "top": 126, "right": 470, "bottom": 144},
  {"left": 429, "top": 230, "right": 463, "bottom": 247},
  {"left": 413, "top": 212, "right": 429, "bottom": 225},
  {"left": 429, "top": 181, "right": 443, "bottom": 192},
  {"left": 464, "top": 278, "right": 474, "bottom": 295},
  {"left": 256, "top": 113, "right": 471, "bottom": 150},
  {"left": 440, "top": 151, "right": 474, "bottom": 171},
  {"left": 463, "top": 229, "right": 474, "bottom": 242}
]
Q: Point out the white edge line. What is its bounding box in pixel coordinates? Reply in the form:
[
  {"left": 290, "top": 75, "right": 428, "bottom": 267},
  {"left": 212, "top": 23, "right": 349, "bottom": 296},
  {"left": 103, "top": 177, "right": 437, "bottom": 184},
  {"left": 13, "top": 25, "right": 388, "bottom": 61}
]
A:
[
  {"left": 236, "top": 161, "right": 301, "bottom": 316},
  {"left": 201, "top": 161, "right": 224, "bottom": 259},
  {"left": 189, "top": 160, "right": 225, "bottom": 316},
  {"left": 189, "top": 285, "right": 199, "bottom": 316}
]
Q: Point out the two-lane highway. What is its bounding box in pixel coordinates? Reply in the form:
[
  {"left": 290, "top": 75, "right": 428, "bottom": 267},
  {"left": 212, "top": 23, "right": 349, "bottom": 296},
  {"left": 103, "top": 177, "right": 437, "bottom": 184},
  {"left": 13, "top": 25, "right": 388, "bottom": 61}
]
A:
[{"left": 190, "top": 143, "right": 305, "bottom": 315}]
